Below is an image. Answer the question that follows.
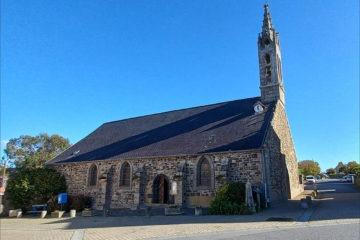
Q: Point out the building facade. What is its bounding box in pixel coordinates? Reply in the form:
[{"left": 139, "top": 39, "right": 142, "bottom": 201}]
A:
[{"left": 48, "top": 5, "right": 303, "bottom": 211}]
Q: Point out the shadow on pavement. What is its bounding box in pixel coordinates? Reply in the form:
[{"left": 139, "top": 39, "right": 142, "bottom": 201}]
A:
[
  {"left": 42, "top": 199, "right": 304, "bottom": 229},
  {"left": 43, "top": 181, "right": 360, "bottom": 230}
]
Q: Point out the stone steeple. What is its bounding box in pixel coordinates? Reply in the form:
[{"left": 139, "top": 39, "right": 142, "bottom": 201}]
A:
[
  {"left": 258, "top": 4, "right": 285, "bottom": 105},
  {"left": 262, "top": 4, "right": 273, "bottom": 33}
]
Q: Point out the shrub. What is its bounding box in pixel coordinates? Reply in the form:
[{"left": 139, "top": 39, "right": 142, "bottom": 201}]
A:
[
  {"left": 209, "top": 182, "right": 250, "bottom": 215},
  {"left": 68, "top": 195, "right": 93, "bottom": 211},
  {"left": 6, "top": 167, "right": 66, "bottom": 211}
]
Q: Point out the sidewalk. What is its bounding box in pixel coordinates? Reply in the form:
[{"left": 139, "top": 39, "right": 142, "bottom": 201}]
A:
[{"left": 1, "top": 200, "right": 310, "bottom": 240}]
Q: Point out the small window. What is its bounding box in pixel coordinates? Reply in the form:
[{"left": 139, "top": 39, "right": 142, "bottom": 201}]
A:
[
  {"left": 119, "top": 162, "right": 131, "bottom": 187},
  {"left": 197, "top": 158, "right": 211, "bottom": 187},
  {"left": 88, "top": 164, "right": 98, "bottom": 186}
]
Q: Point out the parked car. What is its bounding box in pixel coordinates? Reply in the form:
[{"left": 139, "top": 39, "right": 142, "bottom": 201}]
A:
[
  {"left": 305, "top": 175, "right": 316, "bottom": 184},
  {"left": 343, "top": 174, "right": 356, "bottom": 182}
]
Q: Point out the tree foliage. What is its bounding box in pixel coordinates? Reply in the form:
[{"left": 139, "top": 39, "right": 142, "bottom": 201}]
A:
[
  {"left": 325, "top": 161, "right": 360, "bottom": 178},
  {"left": 209, "top": 182, "right": 250, "bottom": 215},
  {"left": 326, "top": 168, "right": 336, "bottom": 175},
  {"left": 3, "top": 133, "right": 70, "bottom": 210},
  {"left": 5, "top": 133, "right": 70, "bottom": 169},
  {"left": 346, "top": 161, "right": 360, "bottom": 175},
  {"left": 332, "top": 161, "right": 360, "bottom": 175},
  {"left": 335, "top": 161, "right": 347, "bottom": 174},
  {"left": 298, "top": 160, "right": 321, "bottom": 176},
  {"left": 6, "top": 168, "right": 67, "bottom": 210}
]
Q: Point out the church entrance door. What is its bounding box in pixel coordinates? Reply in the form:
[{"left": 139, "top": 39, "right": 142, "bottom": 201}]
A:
[{"left": 152, "top": 174, "right": 169, "bottom": 204}]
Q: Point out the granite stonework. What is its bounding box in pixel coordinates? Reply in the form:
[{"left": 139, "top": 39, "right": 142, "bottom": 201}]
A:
[
  {"left": 53, "top": 101, "right": 302, "bottom": 210},
  {"left": 51, "top": 5, "right": 304, "bottom": 212},
  {"left": 53, "top": 151, "right": 264, "bottom": 210},
  {"left": 262, "top": 102, "right": 303, "bottom": 202}
]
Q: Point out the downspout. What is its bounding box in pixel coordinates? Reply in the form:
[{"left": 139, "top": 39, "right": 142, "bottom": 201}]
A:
[{"left": 260, "top": 149, "right": 269, "bottom": 208}]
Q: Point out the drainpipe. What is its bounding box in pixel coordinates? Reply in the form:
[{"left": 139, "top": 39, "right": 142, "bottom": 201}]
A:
[{"left": 260, "top": 149, "right": 269, "bottom": 207}]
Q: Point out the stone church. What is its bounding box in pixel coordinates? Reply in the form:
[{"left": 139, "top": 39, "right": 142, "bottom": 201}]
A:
[{"left": 48, "top": 5, "right": 303, "bottom": 211}]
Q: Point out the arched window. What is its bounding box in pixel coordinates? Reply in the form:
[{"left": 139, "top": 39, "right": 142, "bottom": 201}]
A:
[
  {"left": 197, "top": 158, "right": 211, "bottom": 187},
  {"left": 119, "top": 162, "right": 131, "bottom": 187},
  {"left": 88, "top": 164, "right": 97, "bottom": 186}
]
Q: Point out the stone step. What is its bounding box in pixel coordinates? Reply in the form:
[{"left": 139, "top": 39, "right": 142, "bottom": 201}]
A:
[{"left": 165, "top": 207, "right": 183, "bottom": 216}]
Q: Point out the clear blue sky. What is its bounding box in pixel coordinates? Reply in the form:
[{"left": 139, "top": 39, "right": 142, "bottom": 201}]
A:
[{"left": 1, "top": 1, "right": 359, "bottom": 171}]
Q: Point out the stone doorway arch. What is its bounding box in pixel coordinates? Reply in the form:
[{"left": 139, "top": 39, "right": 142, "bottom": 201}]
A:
[{"left": 152, "top": 174, "right": 170, "bottom": 204}]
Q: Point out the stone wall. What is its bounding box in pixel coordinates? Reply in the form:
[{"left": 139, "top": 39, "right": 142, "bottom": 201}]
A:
[
  {"left": 262, "top": 101, "right": 303, "bottom": 202},
  {"left": 53, "top": 151, "right": 263, "bottom": 210},
  {"left": 52, "top": 101, "right": 302, "bottom": 209}
]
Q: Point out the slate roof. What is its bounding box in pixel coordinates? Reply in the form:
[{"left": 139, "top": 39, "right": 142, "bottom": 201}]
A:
[{"left": 48, "top": 97, "right": 275, "bottom": 164}]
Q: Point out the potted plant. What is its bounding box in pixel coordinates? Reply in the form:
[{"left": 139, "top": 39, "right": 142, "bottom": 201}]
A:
[
  {"left": 81, "top": 196, "right": 93, "bottom": 217},
  {"left": 68, "top": 195, "right": 82, "bottom": 218},
  {"left": 40, "top": 210, "right": 47, "bottom": 218},
  {"left": 8, "top": 209, "right": 22, "bottom": 218},
  {"left": 51, "top": 210, "right": 65, "bottom": 218},
  {"left": 69, "top": 209, "right": 76, "bottom": 218}
]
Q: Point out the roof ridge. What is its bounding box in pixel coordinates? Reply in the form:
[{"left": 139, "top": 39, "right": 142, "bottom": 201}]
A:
[{"left": 103, "top": 96, "right": 260, "bottom": 125}]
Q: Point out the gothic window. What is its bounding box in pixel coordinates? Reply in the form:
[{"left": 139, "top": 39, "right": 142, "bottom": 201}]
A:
[
  {"left": 88, "top": 164, "right": 98, "bottom": 186},
  {"left": 197, "top": 158, "right": 211, "bottom": 187},
  {"left": 264, "top": 38, "right": 270, "bottom": 45},
  {"left": 265, "top": 54, "right": 271, "bottom": 64},
  {"left": 119, "top": 161, "right": 131, "bottom": 187}
]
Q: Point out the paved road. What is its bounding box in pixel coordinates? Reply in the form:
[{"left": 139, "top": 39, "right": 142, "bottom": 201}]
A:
[
  {"left": 175, "top": 180, "right": 360, "bottom": 240},
  {"left": 1, "top": 180, "right": 359, "bottom": 240},
  {"left": 158, "top": 221, "right": 360, "bottom": 240},
  {"left": 310, "top": 179, "right": 360, "bottom": 221}
]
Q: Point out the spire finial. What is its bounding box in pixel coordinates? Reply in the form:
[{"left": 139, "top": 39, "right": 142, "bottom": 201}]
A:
[{"left": 262, "top": 3, "right": 273, "bottom": 33}]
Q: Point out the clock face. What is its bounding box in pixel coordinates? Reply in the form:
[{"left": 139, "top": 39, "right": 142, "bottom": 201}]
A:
[{"left": 254, "top": 104, "right": 264, "bottom": 113}]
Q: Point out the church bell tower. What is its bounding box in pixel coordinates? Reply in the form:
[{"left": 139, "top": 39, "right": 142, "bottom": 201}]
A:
[{"left": 258, "top": 4, "right": 285, "bottom": 105}]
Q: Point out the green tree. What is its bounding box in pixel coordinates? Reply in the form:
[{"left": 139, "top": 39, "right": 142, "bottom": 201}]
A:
[
  {"left": 335, "top": 161, "right": 347, "bottom": 174},
  {"left": 6, "top": 168, "right": 66, "bottom": 210},
  {"left": 298, "top": 160, "right": 321, "bottom": 176},
  {"left": 326, "top": 168, "right": 336, "bottom": 175},
  {"left": 5, "top": 133, "right": 70, "bottom": 169},
  {"left": 347, "top": 161, "right": 360, "bottom": 175}
]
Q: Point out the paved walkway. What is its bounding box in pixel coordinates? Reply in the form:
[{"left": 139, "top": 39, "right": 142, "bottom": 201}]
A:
[
  {"left": 0, "top": 200, "right": 310, "bottom": 240},
  {"left": 1, "top": 214, "right": 358, "bottom": 240},
  {"left": 1, "top": 182, "right": 359, "bottom": 240},
  {"left": 0, "top": 216, "right": 296, "bottom": 240}
]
